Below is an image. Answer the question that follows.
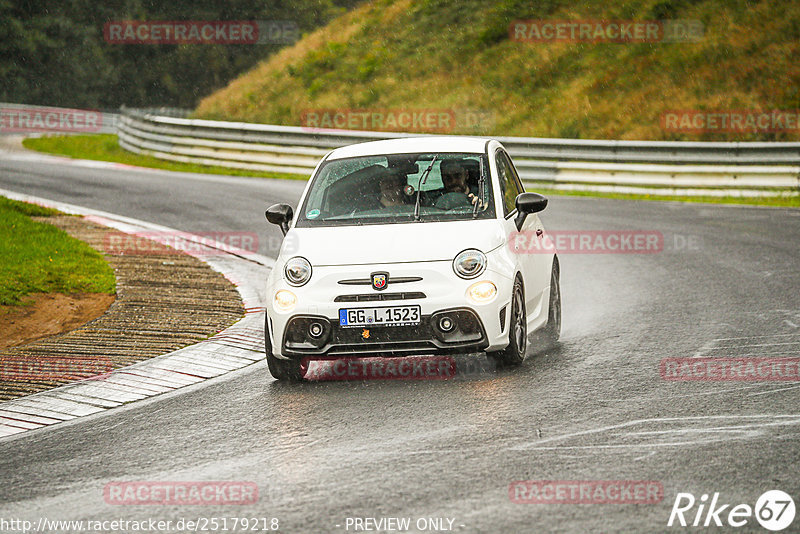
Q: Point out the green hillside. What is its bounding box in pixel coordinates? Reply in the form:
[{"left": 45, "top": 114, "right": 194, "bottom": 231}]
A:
[{"left": 194, "top": 0, "right": 800, "bottom": 141}]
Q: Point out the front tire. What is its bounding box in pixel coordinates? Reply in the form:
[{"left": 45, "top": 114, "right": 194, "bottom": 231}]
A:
[
  {"left": 529, "top": 259, "right": 561, "bottom": 350},
  {"left": 265, "top": 314, "right": 306, "bottom": 382},
  {"left": 488, "top": 277, "right": 527, "bottom": 368}
]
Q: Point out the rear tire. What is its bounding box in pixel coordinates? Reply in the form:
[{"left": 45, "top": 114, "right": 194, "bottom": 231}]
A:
[
  {"left": 488, "top": 277, "right": 527, "bottom": 368},
  {"left": 265, "top": 314, "right": 306, "bottom": 382}
]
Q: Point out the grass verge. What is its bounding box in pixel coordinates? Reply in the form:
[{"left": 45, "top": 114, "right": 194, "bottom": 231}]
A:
[
  {"left": 22, "top": 134, "right": 308, "bottom": 181},
  {"left": 0, "top": 196, "right": 116, "bottom": 306}
]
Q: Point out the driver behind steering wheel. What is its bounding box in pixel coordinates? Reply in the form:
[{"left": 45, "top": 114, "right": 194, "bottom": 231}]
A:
[{"left": 440, "top": 160, "right": 486, "bottom": 210}]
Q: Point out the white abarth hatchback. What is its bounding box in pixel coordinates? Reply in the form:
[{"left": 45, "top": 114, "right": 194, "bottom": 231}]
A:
[{"left": 264, "top": 137, "right": 560, "bottom": 381}]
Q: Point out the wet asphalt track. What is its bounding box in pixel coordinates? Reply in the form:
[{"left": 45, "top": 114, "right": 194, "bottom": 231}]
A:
[{"left": 1, "top": 153, "right": 799, "bottom": 533}]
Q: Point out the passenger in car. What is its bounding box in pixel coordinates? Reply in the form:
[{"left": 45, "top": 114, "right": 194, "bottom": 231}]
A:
[{"left": 377, "top": 169, "right": 409, "bottom": 208}]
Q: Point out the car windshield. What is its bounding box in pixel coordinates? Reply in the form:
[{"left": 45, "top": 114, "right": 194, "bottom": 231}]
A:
[{"left": 296, "top": 152, "right": 495, "bottom": 227}]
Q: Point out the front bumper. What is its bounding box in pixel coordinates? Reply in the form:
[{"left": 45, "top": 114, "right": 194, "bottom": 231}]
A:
[{"left": 266, "top": 261, "right": 515, "bottom": 359}]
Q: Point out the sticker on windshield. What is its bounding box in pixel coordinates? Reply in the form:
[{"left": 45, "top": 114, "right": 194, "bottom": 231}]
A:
[
  {"left": 403, "top": 184, "right": 415, "bottom": 196},
  {"left": 306, "top": 209, "right": 320, "bottom": 219}
]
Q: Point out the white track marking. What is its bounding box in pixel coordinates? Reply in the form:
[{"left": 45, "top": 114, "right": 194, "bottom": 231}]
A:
[
  {"left": 748, "top": 384, "right": 800, "bottom": 397},
  {"left": 510, "top": 415, "right": 800, "bottom": 452},
  {"left": 712, "top": 333, "right": 800, "bottom": 342},
  {"left": 705, "top": 341, "right": 800, "bottom": 349}
]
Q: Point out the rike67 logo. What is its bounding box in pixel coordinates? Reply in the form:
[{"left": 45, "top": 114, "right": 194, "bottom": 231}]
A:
[{"left": 668, "top": 490, "right": 795, "bottom": 531}]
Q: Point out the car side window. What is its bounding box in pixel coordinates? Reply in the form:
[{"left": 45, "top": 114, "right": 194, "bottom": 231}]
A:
[{"left": 495, "top": 150, "right": 522, "bottom": 216}]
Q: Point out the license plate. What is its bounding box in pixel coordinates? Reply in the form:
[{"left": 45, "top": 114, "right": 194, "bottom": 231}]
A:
[{"left": 338, "top": 305, "right": 421, "bottom": 328}]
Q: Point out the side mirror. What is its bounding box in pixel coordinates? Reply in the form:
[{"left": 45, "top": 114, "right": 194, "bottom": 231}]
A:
[
  {"left": 265, "top": 203, "right": 294, "bottom": 235},
  {"left": 514, "top": 192, "right": 548, "bottom": 231}
]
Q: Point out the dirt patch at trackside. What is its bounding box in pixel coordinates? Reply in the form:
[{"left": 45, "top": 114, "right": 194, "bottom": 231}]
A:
[{"left": 0, "top": 293, "right": 116, "bottom": 350}]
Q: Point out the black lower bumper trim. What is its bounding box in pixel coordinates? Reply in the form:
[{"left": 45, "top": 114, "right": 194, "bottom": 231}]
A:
[{"left": 281, "top": 308, "right": 487, "bottom": 358}]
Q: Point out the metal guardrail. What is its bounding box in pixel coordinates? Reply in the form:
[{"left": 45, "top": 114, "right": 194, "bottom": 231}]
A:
[{"left": 116, "top": 108, "right": 799, "bottom": 197}]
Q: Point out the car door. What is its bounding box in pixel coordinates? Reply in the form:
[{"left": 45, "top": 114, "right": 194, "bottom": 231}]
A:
[{"left": 495, "top": 149, "right": 551, "bottom": 325}]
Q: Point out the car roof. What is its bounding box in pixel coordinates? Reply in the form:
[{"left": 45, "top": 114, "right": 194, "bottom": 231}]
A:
[{"left": 326, "top": 136, "right": 494, "bottom": 160}]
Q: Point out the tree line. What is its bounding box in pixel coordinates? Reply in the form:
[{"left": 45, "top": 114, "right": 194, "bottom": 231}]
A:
[{"left": 0, "top": 0, "right": 360, "bottom": 110}]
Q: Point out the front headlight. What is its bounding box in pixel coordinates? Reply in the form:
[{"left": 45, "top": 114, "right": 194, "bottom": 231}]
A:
[
  {"left": 274, "top": 289, "right": 297, "bottom": 312},
  {"left": 467, "top": 281, "right": 497, "bottom": 303},
  {"left": 284, "top": 256, "right": 312, "bottom": 286},
  {"left": 453, "top": 249, "right": 486, "bottom": 279}
]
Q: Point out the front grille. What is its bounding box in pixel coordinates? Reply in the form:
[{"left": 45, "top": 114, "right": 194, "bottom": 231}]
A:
[
  {"left": 327, "top": 341, "right": 438, "bottom": 356},
  {"left": 281, "top": 310, "right": 488, "bottom": 358},
  {"left": 338, "top": 276, "right": 422, "bottom": 286},
  {"left": 334, "top": 292, "right": 426, "bottom": 302}
]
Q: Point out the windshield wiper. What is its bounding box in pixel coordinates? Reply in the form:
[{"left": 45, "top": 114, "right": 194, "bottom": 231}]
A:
[
  {"left": 413, "top": 155, "right": 438, "bottom": 221},
  {"left": 473, "top": 158, "right": 486, "bottom": 219}
]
